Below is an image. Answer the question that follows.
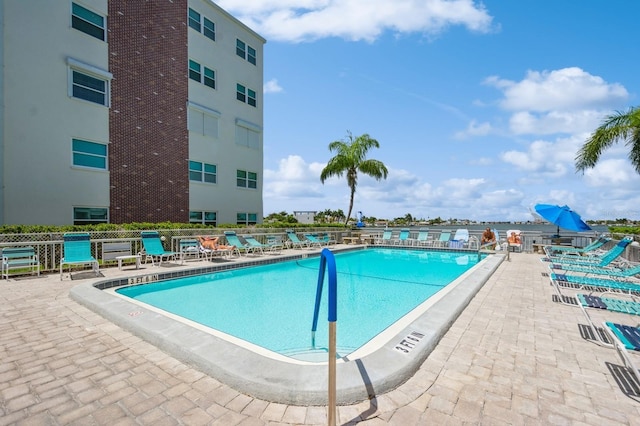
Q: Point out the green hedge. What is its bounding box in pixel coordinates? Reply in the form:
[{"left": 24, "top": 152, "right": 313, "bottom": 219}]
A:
[{"left": 0, "top": 221, "right": 348, "bottom": 235}]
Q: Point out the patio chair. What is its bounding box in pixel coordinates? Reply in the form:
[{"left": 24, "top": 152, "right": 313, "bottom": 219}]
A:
[
  {"left": 179, "top": 238, "right": 201, "bottom": 263},
  {"left": 546, "top": 237, "right": 633, "bottom": 268},
  {"left": 393, "top": 228, "right": 411, "bottom": 245},
  {"left": 198, "top": 236, "right": 237, "bottom": 259},
  {"left": 452, "top": 229, "right": 469, "bottom": 248},
  {"left": 224, "top": 231, "right": 256, "bottom": 256},
  {"left": 545, "top": 236, "right": 611, "bottom": 256},
  {"left": 506, "top": 230, "right": 522, "bottom": 252},
  {"left": 410, "top": 228, "right": 431, "bottom": 246},
  {"left": 60, "top": 233, "right": 99, "bottom": 280},
  {"left": 548, "top": 262, "right": 640, "bottom": 280},
  {"left": 550, "top": 272, "right": 640, "bottom": 296},
  {"left": 242, "top": 235, "right": 274, "bottom": 254},
  {"left": 303, "top": 234, "right": 325, "bottom": 248},
  {"left": 603, "top": 321, "right": 640, "bottom": 384},
  {"left": 434, "top": 230, "right": 452, "bottom": 248},
  {"left": 374, "top": 228, "right": 393, "bottom": 245},
  {"left": 140, "top": 231, "right": 178, "bottom": 266},
  {"left": 285, "top": 230, "right": 309, "bottom": 249}
]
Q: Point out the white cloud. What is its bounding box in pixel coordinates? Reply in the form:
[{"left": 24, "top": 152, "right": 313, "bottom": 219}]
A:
[
  {"left": 217, "top": 0, "right": 495, "bottom": 42},
  {"left": 582, "top": 159, "right": 640, "bottom": 188},
  {"left": 263, "top": 78, "right": 283, "bottom": 93},
  {"left": 454, "top": 120, "right": 492, "bottom": 139},
  {"left": 486, "top": 67, "right": 628, "bottom": 112}
]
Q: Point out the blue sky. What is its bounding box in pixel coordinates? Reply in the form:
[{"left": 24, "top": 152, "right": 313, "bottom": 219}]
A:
[{"left": 218, "top": 0, "right": 640, "bottom": 222}]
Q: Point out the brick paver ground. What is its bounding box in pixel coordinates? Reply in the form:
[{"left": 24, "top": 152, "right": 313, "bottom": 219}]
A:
[{"left": 2, "top": 250, "right": 640, "bottom": 425}]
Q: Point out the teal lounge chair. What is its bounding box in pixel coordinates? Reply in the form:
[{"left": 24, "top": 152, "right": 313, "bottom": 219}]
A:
[
  {"left": 224, "top": 231, "right": 255, "bottom": 255},
  {"left": 242, "top": 235, "right": 273, "bottom": 254},
  {"left": 141, "top": 231, "right": 178, "bottom": 266},
  {"left": 550, "top": 272, "right": 640, "bottom": 295},
  {"left": 545, "top": 236, "right": 611, "bottom": 256},
  {"left": 60, "top": 233, "right": 99, "bottom": 280},
  {"left": 547, "top": 237, "right": 633, "bottom": 268},
  {"left": 603, "top": 321, "right": 640, "bottom": 383},
  {"left": 548, "top": 262, "right": 640, "bottom": 279},
  {"left": 410, "top": 228, "right": 430, "bottom": 246},
  {"left": 374, "top": 229, "right": 393, "bottom": 245},
  {"left": 435, "top": 230, "right": 452, "bottom": 248},
  {"left": 303, "top": 234, "right": 325, "bottom": 248},
  {"left": 285, "top": 230, "right": 309, "bottom": 249},
  {"left": 393, "top": 228, "right": 411, "bottom": 245}
]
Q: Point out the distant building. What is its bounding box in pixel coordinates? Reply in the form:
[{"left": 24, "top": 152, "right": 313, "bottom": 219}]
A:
[
  {"left": 294, "top": 211, "right": 317, "bottom": 225},
  {"left": 0, "top": 0, "right": 265, "bottom": 225}
]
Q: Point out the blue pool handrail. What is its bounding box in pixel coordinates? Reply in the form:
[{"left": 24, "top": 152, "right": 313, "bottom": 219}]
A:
[{"left": 311, "top": 248, "right": 337, "bottom": 347}]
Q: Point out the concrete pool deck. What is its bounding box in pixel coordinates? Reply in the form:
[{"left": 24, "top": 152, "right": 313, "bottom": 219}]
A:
[{"left": 1, "top": 246, "right": 640, "bottom": 424}]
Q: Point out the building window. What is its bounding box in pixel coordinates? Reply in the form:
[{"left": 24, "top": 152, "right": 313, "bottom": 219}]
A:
[
  {"left": 236, "top": 170, "right": 257, "bottom": 189},
  {"left": 236, "top": 84, "right": 256, "bottom": 107},
  {"left": 190, "top": 161, "right": 217, "bottom": 184},
  {"left": 189, "top": 60, "right": 215, "bottom": 89},
  {"left": 188, "top": 8, "right": 201, "bottom": 31},
  {"left": 71, "top": 3, "right": 106, "bottom": 41},
  {"left": 73, "top": 207, "right": 108, "bottom": 225},
  {"left": 188, "top": 8, "right": 215, "bottom": 41},
  {"left": 68, "top": 58, "right": 112, "bottom": 107},
  {"left": 72, "top": 139, "right": 107, "bottom": 169},
  {"left": 190, "top": 211, "right": 217, "bottom": 226},
  {"left": 235, "top": 120, "right": 260, "bottom": 149},
  {"left": 188, "top": 105, "right": 220, "bottom": 138},
  {"left": 237, "top": 212, "right": 257, "bottom": 226},
  {"left": 72, "top": 70, "right": 107, "bottom": 105},
  {"left": 236, "top": 39, "right": 256, "bottom": 65}
]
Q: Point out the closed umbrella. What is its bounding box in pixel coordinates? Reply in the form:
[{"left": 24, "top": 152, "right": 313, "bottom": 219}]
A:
[{"left": 534, "top": 204, "right": 592, "bottom": 236}]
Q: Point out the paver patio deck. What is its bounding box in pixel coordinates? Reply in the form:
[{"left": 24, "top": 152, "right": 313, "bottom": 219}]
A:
[{"left": 1, "top": 247, "right": 640, "bottom": 425}]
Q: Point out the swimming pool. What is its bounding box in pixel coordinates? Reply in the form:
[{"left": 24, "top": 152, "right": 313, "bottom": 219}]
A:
[
  {"left": 115, "top": 248, "right": 479, "bottom": 361},
  {"left": 70, "top": 246, "right": 504, "bottom": 404}
]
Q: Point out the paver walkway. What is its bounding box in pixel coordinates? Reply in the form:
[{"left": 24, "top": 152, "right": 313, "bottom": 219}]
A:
[{"left": 2, "top": 250, "right": 640, "bottom": 425}]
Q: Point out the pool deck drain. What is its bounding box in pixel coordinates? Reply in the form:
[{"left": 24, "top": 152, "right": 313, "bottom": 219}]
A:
[{"left": 1, "top": 246, "right": 639, "bottom": 424}]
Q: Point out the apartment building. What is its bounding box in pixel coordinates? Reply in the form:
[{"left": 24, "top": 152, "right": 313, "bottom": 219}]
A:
[{"left": 0, "top": 0, "right": 265, "bottom": 226}]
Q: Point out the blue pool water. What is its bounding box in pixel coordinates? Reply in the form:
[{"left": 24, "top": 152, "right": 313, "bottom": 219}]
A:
[{"left": 117, "top": 248, "right": 481, "bottom": 359}]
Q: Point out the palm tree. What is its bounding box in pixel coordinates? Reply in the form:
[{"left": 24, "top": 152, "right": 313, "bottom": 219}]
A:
[
  {"left": 576, "top": 106, "right": 640, "bottom": 173},
  {"left": 320, "top": 132, "right": 388, "bottom": 225}
]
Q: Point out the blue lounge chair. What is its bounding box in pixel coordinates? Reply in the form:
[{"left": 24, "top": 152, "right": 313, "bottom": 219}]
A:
[
  {"left": 435, "top": 230, "right": 452, "bottom": 248},
  {"left": 545, "top": 236, "right": 611, "bottom": 256},
  {"left": 410, "top": 228, "right": 430, "bottom": 246},
  {"left": 550, "top": 272, "right": 640, "bottom": 295},
  {"left": 393, "top": 228, "right": 411, "bottom": 245},
  {"left": 60, "top": 233, "right": 99, "bottom": 280},
  {"left": 244, "top": 235, "right": 283, "bottom": 254},
  {"left": 603, "top": 321, "right": 640, "bottom": 384},
  {"left": 374, "top": 229, "right": 393, "bottom": 245},
  {"left": 303, "top": 234, "right": 325, "bottom": 248},
  {"left": 546, "top": 237, "right": 633, "bottom": 268},
  {"left": 548, "top": 262, "right": 640, "bottom": 279},
  {"left": 285, "top": 230, "right": 309, "bottom": 249},
  {"left": 141, "top": 231, "right": 178, "bottom": 266},
  {"left": 224, "top": 231, "right": 256, "bottom": 256}
]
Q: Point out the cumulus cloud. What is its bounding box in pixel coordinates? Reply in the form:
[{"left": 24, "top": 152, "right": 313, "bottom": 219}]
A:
[
  {"left": 454, "top": 119, "right": 492, "bottom": 139},
  {"left": 263, "top": 78, "right": 283, "bottom": 93},
  {"left": 485, "top": 67, "right": 629, "bottom": 135},
  {"left": 217, "top": 0, "right": 495, "bottom": 42},
  {"left": 582, "top": 159, "right": 640, "bottom": 188}
]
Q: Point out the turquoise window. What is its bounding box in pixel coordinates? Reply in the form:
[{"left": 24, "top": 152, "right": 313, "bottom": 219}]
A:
[
  {"left": 72, "top": 139, "right": 107, "bottom": 169},
  {"left": 72, "top": 3, "right": 105, "bottom": 41}
]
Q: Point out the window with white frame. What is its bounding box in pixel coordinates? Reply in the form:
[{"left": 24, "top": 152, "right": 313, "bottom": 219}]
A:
[
  {"left": 236, "top": 170, "right": 257, "bottom": 189},
  {"left": 189, "top": 60, "right": 215, "bottom": 89},
  {"left": 189, "top": 161, "right": 217, "bottom": 184},
  {"left": 72, "top": 139, "right": 107, "bottom": 169},
  {"left": 73, "top": 207, "right": 108, "bottom": 225},
  {"left": 188, "top": 8, "right": 215, "bottom": 41},
  {"left": 188, "top": 104, "right": 220, "bottom": 138},
  {"left": 236, "top": 212, "right": 257, "bottom": 226},
  {"left": 235, "top": 120, "right": 260, "bottom": 149},
  {"left": 68, "top": 58, "right": 112, "bottom": 106},
  {"left": 72, "top": 2, "right": 106, "bottom": 41},
  {"left": 190, "top": 211, "right": 217, "bottom": 226},
  {"left": 236, "top": 39, "right": 256, "bottom": 65},
  {"left": 236, "top": 83, "right": 256, "bottom": 107}
]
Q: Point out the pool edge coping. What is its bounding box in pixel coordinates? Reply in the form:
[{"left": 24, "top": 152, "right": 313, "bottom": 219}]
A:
[{"left": 69, "top": 248, "right": 504, "bottom": 405}]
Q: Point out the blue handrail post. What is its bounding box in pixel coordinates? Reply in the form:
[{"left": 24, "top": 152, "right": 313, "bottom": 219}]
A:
[{"left": 311, "top": 248, "right": 337, "bottom": 426}]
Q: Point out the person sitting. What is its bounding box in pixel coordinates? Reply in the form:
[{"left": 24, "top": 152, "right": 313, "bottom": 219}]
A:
[
  {"left": 508, "top": 232, "right": 521, "bottom": 245},
  {"left": 198, "top": 236, "right": 235, "bottom": 251},
  {"left": 481, "top": 227, "right": 496, "bottom": 249}
]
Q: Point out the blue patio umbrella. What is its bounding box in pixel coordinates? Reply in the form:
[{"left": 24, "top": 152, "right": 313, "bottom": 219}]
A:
[{"left": 534, "top": 204, "right": 592, "bottom": 236}]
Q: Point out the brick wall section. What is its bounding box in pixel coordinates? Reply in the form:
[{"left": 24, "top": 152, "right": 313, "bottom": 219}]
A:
[{"left": 108, "top": 0, "right": 189, "bottom": 223}]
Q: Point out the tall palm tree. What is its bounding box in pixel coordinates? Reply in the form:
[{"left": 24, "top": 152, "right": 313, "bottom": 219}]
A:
[
  {"left": 576, "top": 106, "right": 640, "bottom": 173},
  {"left": 320, "top": 132, "right": 388, "bottom": 225}
]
